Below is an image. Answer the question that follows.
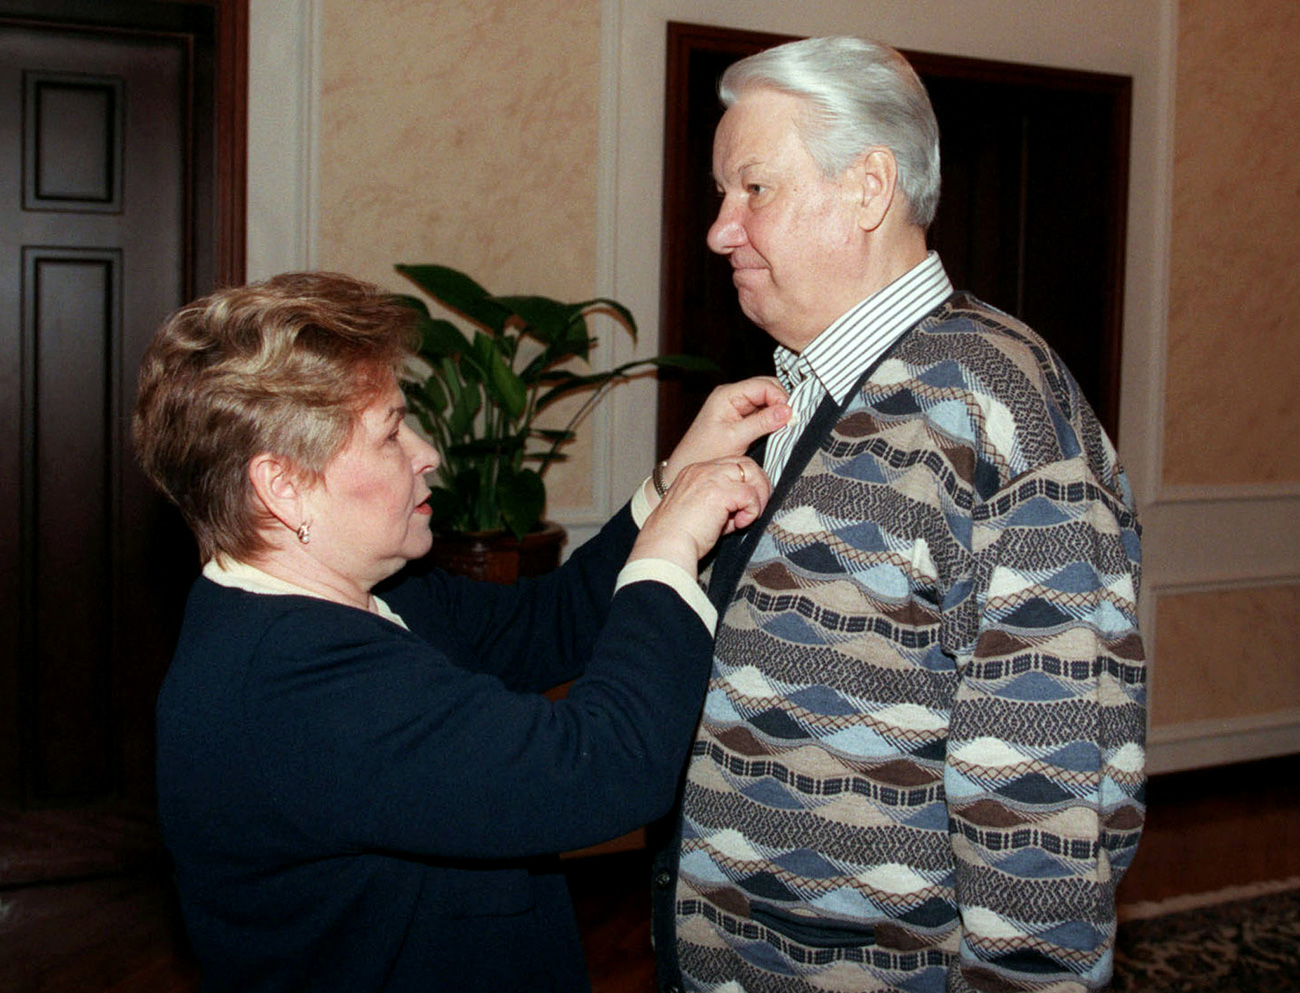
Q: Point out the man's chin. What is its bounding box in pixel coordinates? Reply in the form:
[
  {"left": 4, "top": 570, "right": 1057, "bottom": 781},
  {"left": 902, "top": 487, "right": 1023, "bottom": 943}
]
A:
[{"left": 733, "top": 284, "right": 770, "bottom": 323}]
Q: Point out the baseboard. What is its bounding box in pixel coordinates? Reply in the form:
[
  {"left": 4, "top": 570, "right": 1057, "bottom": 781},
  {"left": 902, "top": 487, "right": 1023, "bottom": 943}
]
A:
[
  {"left": 1146, "top": 709, "right": 1300, "bottom": 774},
  {"left": 1118, "top": 875, "right": 1300, "bottom": 921}
]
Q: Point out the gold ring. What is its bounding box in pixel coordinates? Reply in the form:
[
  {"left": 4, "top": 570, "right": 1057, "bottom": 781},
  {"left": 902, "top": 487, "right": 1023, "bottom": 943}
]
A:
[{"left": 738, "top": 463, "right": 747, "bottom": 483}]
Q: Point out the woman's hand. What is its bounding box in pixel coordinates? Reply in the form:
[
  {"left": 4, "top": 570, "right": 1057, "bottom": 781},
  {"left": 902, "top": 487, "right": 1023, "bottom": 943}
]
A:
[
  {"left": 654, "top": 378, "right": 790, "bottom": 498},
  {"left": 629, "top": 456, "right": 771, "bottom": 576}
]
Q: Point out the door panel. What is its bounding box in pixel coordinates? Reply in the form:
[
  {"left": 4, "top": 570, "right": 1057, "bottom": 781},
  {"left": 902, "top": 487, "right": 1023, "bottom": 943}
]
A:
[
  {"left": 26, "top": 249, "right": 121, "bottom": 799},
  {"left": 24, "top": 72, "right": 123, "bottom": 210}
]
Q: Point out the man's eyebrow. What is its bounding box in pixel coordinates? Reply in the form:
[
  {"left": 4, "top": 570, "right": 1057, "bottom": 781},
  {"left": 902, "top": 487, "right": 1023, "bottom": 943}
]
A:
[{"left": 729, "top": 157, "right": 766, "bottom": 179}]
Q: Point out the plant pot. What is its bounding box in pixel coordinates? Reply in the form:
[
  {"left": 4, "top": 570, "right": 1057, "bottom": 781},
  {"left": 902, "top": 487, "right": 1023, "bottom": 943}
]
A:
[{"left": 428, "top": 521, "right": 567, "bottom": 584}]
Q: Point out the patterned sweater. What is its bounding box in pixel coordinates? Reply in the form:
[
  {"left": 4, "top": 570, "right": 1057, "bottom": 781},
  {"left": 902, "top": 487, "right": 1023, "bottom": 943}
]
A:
[{"left": 657, "top": 293, "right": 1146, "bottom": 993}]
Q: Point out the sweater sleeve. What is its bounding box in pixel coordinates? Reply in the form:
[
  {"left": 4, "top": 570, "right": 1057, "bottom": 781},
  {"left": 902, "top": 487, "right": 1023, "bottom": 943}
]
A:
[
  {"left": 243, "top": 572, "right": 715, "bottom": 860},
  {"left": 945, "top": 455, "right": 1146, "bottom": 991},
  {"left": 381, "top": 502, "right": 640, "bottom": 693}
]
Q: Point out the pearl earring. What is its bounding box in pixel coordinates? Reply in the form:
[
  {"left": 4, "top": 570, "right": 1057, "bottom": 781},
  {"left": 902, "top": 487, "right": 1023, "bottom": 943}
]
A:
[{"left": 296, "top": 522, "right": 311, "bottom": 544}]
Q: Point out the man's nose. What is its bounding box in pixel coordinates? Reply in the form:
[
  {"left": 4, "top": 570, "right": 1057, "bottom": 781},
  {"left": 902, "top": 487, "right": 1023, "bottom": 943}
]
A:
[{"left": 706, "top": 201, "right": 745, "bottom": 255}]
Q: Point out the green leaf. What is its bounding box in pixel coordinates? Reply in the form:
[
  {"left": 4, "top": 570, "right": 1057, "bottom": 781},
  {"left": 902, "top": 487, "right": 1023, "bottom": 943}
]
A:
[
  {"left": 472, "top": 332, "right": 527, "bottom": 420},
  {"left": 407, "top": 406, "right": 437, "bottom": 438},
  {"left": 404, "top": 373, "right": 448, "bottom": 416},
  {"left": 526, "top": 450, "right": 569, "bottom": 466},
  {"left": 422, "top": 376, "right": 449, "bottom": 413},
  {"left": 534, "top": 368, "right": 584, "bottom": 384},
  {"left": 446, "top": 378, "right": 482, "bottom": 437},
  {"left": 449, "top": 353, "right": 483, "bottom": 389},
  {"left": 390, "top": 292, "right": 431, "bottom": 317},
  {"left": 534, "top": 370, "right": 620, "bottom": 412},
  {"left": 551, "top": 320, "right": 594, "bottom": 363},
  {"left": 532, "top": 428, "right": 575, "bottom": 443},
  {"left": 573, "top": 297, "right": 638, "bottom": 338},
  {"left": 396, "top": 264, "right": 513, "bottom": 334},
  {"left": 496, "top": 296, "right": 598, "bottom": 367},
  {"left": 492, "top": 296, "right": 582, "bottom": 344},
  {"left": 418, "top": 316, "right": 473, "bottom": 358},
  {"left": 497, "top": 466, "right": 546, "bottom": 540}
]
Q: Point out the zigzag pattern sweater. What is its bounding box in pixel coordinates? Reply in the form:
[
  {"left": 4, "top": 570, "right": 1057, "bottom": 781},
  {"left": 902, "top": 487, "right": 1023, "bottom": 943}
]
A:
[{"left": 659, "top": 293, "right": 1146, "bottom": 993}]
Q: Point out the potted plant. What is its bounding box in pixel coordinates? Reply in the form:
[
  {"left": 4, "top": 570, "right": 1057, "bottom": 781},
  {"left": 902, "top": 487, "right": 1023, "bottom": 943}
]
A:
[{"left": 394, "top": 263, "right": 711, "bottom": 582}]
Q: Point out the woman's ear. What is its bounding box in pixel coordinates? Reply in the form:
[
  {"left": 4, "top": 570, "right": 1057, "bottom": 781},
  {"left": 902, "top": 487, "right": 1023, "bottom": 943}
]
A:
[
  {"left": 248, "top": 453, "right": 306, "bottom": 533},
  {"left": 847, "top": 147, "right": 898, "bottom": 233}
]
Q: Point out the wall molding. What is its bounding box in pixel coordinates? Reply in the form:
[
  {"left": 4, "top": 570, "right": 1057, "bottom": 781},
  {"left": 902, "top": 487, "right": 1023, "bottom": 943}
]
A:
[
  {"left": 1148, "top": 709, "right": 1300, "bottom": 774},
  {"left": 1141, "top": 493, "right": 1300, "bottom": 590},
  {"left": 1156, "top": 480, "right": 1300, "bottom": 504},
  {"left": 246, "top": 0, "right": 319, "bottom": 278}
]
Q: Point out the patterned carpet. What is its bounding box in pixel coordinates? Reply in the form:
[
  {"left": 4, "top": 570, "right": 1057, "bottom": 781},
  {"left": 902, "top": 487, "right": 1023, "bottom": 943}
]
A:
[{"left": 1111, "top": 880, "right": 1300, "bottom": 992}]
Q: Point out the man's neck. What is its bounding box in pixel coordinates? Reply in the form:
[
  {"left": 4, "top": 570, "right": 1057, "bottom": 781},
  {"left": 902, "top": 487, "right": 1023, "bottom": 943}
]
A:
[
  {"left": 788, "top": 228, "right": 930, "bottom": 354},
  {"left": 861, "top": 226, "right": 929, "bottom": 304}
]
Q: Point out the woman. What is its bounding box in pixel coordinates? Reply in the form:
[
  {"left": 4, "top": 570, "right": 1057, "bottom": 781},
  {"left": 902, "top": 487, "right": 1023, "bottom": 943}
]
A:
[{"left": 133, "top": 271, "right": 788, "bottom": 993}]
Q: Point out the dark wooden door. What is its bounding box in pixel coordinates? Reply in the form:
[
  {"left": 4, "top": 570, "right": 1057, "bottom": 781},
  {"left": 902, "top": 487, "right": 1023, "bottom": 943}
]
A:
[{"left": 0, "top": 19, "right": 199, "bottom": 820}]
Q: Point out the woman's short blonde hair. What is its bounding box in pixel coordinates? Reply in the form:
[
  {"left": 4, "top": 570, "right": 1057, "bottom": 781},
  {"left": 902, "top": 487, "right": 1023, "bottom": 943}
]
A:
[{"left": 133, "top": 271, "right": 419, "bottom": 563}]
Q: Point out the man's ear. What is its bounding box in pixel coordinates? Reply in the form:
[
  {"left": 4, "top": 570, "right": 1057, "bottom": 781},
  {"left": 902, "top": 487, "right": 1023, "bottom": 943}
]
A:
[
  {"left": 248, "top": 453, "right": 306, "bottom": 533},
  {"left": 847, "top": 147, "right": 898, "bottom": 233}
]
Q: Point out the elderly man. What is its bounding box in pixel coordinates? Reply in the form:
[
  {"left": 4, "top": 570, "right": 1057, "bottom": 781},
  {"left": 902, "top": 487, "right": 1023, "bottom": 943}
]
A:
[{"left": 648, "top": 36, "right": 1146, "bottom": 993}]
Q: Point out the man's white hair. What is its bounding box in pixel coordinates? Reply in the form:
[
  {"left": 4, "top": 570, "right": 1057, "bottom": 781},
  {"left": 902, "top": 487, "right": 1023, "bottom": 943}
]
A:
[{"left": 720, "top": 36, "right": 941, "bottom": 229}]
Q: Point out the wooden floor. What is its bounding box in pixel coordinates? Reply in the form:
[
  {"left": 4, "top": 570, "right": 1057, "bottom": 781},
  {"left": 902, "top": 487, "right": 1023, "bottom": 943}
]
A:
[{"left": 3, "top": 753, "right": 1298, "bottom": 993}]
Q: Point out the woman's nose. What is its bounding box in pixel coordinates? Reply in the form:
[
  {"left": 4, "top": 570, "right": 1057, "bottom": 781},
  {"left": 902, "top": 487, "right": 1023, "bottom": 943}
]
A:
[
  {"left": 407, "top": 428, "right": 439, "bottom": 474},
  {"left": 420, "top": 441, "right": 440, "bottom": 474}
]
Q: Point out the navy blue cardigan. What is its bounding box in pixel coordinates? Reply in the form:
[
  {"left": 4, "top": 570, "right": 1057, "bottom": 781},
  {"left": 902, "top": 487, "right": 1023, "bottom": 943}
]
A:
[{"left": 156, "top": 508, "right": 711, "bottom": 992}]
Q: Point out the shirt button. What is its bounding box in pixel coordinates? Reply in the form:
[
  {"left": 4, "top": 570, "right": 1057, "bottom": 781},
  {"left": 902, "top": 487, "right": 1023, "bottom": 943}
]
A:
[{"left": 655, "top": 869, "right": 673, "bottom": 889}]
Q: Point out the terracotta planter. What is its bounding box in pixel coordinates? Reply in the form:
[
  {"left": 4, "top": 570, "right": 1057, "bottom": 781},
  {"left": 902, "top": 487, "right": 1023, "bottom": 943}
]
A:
[{"left": 428, "top": 521, "right": 567, "bottom": 584}]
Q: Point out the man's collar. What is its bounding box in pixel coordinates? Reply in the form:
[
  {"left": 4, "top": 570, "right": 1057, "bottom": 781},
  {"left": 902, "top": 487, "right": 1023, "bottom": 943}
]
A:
[
  {"left": 772, "top": 251, "right": 952, "bottom": 401},
  {"left": 773, "top": 347, "right": 810, "bottom": 392}
]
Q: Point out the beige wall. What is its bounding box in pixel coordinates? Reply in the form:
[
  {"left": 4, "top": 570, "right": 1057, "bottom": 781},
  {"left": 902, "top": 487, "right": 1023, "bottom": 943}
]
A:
[
  {"left": 309, "top": 0, "right": 1300, "bottom": 765},
  {"left": 1152, "top": 584, "right": 1300, "bottom": 727},
  {"left": 318, "top": 0, "right": 600, "bottom": 295},
  {"left": 1151, "top": 0, "right": 1300, "bottom": 747},
  {"left": 317, "top": 0, "right": 604, "bottom": 508},
  {"left": 1163, "top": 0, "right": 1300, "bottom": 486}
]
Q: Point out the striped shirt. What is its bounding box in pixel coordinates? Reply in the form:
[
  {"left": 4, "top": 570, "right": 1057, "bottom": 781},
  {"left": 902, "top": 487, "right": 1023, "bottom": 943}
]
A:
[{"left": 765, "top": 251, "right": 952, "bottom": 486}]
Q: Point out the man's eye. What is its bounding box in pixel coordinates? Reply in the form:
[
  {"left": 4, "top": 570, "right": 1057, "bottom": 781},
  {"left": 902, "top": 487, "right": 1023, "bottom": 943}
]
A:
[{"left": 747, "top": 184, "right": 766, "bottom": 196}]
